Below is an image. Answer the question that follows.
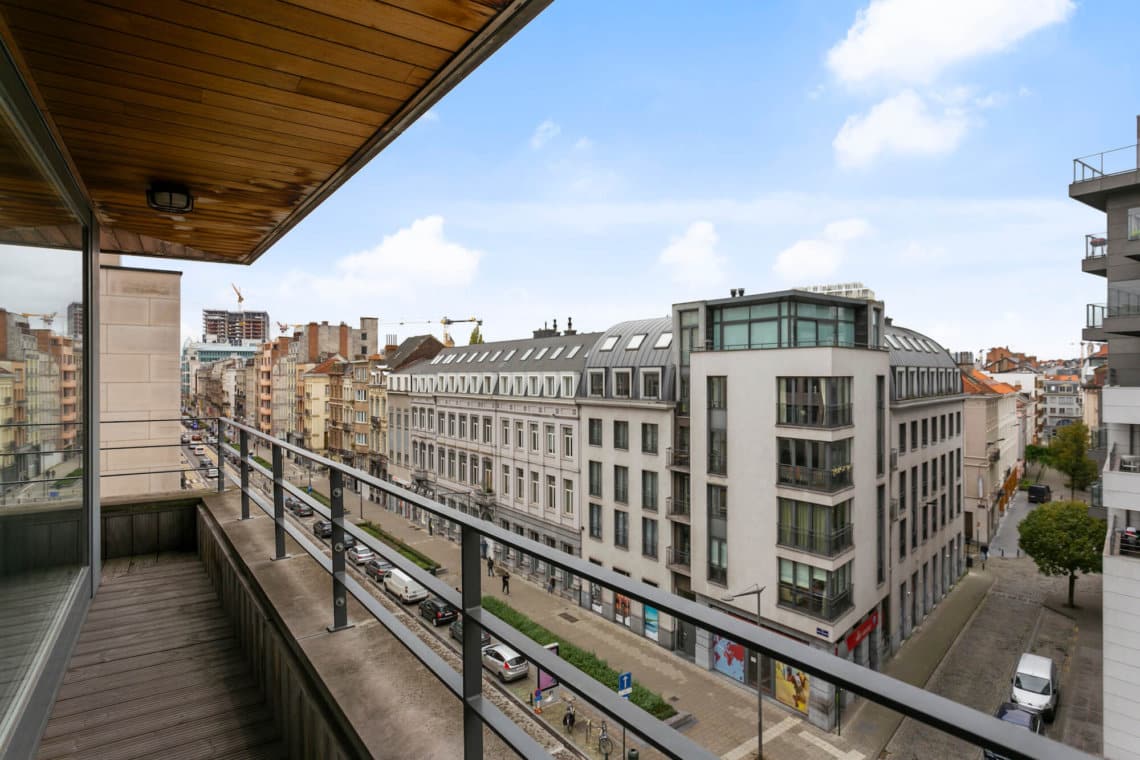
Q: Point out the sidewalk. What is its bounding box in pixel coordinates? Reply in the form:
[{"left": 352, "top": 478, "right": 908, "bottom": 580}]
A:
[
  {"left": 839, "top": 568, "right": 993, "bottom": 758},
  {"left": 285, "top": 467, "right": 866, "bottom": 760}
]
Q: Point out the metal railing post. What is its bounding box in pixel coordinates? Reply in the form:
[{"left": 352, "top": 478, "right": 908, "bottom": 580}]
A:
[
  {"left": 460, "top": 523, "right": 483, "bottom": 759},
  {"left": 214, "top": 421, "right": 224, "bottom": 494},
  {"left": 270, "top": 443, "right": 290, "bottom": 561},
  {"left": 239, "top": 428, "right": 250, "bottom": 520},
  {"left": 328, "top": 468, "right": 353, "bottom": 632}
]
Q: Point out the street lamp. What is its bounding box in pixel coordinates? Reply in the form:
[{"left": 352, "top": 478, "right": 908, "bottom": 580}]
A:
[{"left": 722, "top": 584, "right": 766, "bottom": 759}]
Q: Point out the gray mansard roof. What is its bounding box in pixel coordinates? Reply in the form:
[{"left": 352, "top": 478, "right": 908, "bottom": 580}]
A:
[
  {"left": 583, "top": 317, "right": 676, "bottom": 401},
  {"left": 884, "top": 322, "right": 956, "bottom": 369},
  {"left": 401, "top": 331, "right": 603, "bottom": 375}
]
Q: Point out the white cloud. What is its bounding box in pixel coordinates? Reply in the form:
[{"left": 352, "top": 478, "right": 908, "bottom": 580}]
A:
[
  {"left": 827, "top": 0, "right": 1074, "bottom": 87},
  {"left": 574, "top": 137, "right": 594, "bottom": 151},
  {"left": 833, "top": 90, "right": 969, "bottom": 169},
  {"left": 658, "top": 222, "right": 724, "bottom": 287},
  {"left": 530, "top": 119, "right": 561, "bottom": 150},
  {"left": 772, "top": 218, "right": 871, "bottom": 280}
]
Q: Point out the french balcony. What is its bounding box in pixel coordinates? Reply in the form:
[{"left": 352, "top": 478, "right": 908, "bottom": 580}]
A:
[
  {"left": 777, "top": 463, "right": 854, "bottom": 493},
  {"left": 666, "top": 447, "right": 690, "bottom": 469},
  {"left": 707, "top": 452, "right": 726, "bottom": 476},
  {"left": 666, "top": 496, "right": 690, "bottom": 523},
  {"left": 776, "top": 524, "right": 854, "bottom": 558},
  {"left": 1082, "top": 233, "right": 1108, "bottom": 276},
  {"left": 666, "top": 546, "right": 691, "bottom": 574}
]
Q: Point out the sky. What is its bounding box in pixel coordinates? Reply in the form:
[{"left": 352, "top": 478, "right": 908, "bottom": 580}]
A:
[{"left": 100, "top": 0, "right": 1139, "bottom": 360}]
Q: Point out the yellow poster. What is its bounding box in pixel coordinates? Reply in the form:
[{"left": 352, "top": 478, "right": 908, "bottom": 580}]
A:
[{"left": 774, "top": 661, "right": 810, "bottom": 714}]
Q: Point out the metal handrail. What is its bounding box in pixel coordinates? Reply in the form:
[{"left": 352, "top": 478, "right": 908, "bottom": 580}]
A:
[
  {"left": 214, "top": 417, "right": 1092, "bottom": 760},
  {"left": 1073, "top": 142, "right": 1140, "bottom": 182},
  {"left": 1085, "top": 233, "right": 1108, "bottom": 259}
]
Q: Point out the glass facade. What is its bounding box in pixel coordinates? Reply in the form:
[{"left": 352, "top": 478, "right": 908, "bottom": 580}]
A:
[
  {"left": 708, "top": 300, "right": 857, "bottom": 351},
  {"left": 776, "top": 377, "right": 853, "bottom": 427},
  {"left": 777, "top": 437, "right": 854, "bottom": 492}
]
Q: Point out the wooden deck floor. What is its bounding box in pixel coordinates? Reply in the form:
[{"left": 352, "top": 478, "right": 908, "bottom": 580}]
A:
[{"left": 37, "top": 553, "right": 284, "bottom": 760}]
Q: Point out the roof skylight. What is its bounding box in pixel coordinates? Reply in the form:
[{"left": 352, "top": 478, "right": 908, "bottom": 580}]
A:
[
  {"left": 599, "top": 336, "right": 618, "bottom": 351},
  {"left": 654, "top": 332, "right": 673, "bottom": 349},
  {"left": 626, "top": 334, "right": 646, "bottom": 350},
  {"left": 566, "top": 345, "right": 581, "bottom": 358},
  {"left": 534, "top": 347, "right": 548, "bottom": 360},
  {"left": 503, "top": 349, "right": 516, "bottom": 361},
  {"left": 520, "top": 348, "right": 534, "bottom": 361},
  {"left": 549, "top": 346, "right": 563, "bottom": 359},
  {"left": 490, "top": 350, "right": 502, "bottom": 361}
]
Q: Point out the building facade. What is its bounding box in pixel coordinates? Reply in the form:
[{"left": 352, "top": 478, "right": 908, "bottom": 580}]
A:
[
  {"left": 961, "top": 369, "right": 1021, "bottom": 545},
  {"left": 202, "top": 308, "right": 270, "bottom": 345},
  {"left": 1041, "top": 375, "right": 1083, "bottom": 440}
]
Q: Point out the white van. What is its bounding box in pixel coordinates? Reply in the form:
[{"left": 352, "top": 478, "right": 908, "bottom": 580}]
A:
[
  {"left": 384, "top": 568, "right": 428, "bottom": 604},
  {"left": 1010, "top": 653, "right": 1059, "bottom": 721}
]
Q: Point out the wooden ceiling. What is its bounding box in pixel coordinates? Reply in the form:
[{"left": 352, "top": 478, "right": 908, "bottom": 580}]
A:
[{"left": 0, "top": 0, "right": 548, "bottom": 264}]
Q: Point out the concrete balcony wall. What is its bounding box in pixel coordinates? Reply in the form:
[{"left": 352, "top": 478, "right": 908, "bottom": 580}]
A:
[
  {"left": 1103, "top": 470, "right": 1140, "bottom": 512},
  {"left": 1104, "top": 386, "right": 1140, "bottom": 425},
  {"left": 1103, "top": 552, "right": 1140, "bottom": 759}
]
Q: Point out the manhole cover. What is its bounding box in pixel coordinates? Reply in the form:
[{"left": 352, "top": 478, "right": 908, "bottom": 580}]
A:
[{"left": 558, "top": 612, "right": 578, "bottom": 623}]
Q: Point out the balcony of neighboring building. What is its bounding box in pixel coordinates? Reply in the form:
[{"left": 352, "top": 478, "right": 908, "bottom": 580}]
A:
[
  {"left": 665, "top": 545, "right": 691, "bottom": 574},
  {"left": 1103, "top": 440, "right": 1140, "bottom": 511},
  {"left": 666, "top": 495, "right": 691, "bottom": 523},
  {"left": 666, "top": 446, "right": 690, "bottom": 470},
  {"left": 1071, "top": 143, "right": 1140, "bottom": 210},
  {"left": 1083, "top": 303, "right": 1107, "bottom": 342},
  {"left": 1081, "top": 233, "right": 1108, "bottom": 276}
]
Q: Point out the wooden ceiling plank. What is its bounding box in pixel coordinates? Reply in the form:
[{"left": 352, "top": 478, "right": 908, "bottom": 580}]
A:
[
  {"left": 379, "top": 0, "right": 499, "bottom": 33},
  {"left": 4, "top": 0, "right": 424, "bottom": 102},
  {"left": 282, "top": 0, "right": 475, "bottom": 49},
  {"left": 92, "top": 0, "right": 438, "bottom": 82}
]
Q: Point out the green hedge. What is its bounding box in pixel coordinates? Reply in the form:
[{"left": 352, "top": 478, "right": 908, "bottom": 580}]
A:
[
  {"left": 357, "top": 520, "right": 440, "bottom": 573},
  {"left": 482, "top": 596, "right": 676, "bottom": 720}
]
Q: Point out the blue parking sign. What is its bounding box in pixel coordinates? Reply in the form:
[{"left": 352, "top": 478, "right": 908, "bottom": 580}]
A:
[{"left": 618, "top": 671, "right": 632, "bottom": 699}]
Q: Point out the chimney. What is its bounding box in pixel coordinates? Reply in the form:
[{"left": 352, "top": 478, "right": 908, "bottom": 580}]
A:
[
  {"left": 564, "top": 316, "right": 576, "bottom": 336},
  {"left": 954, "top": 351, "right": 974, "bottom": 370},
  {"left": 385, "top": 332, "right": 398, "bottom": 356},
  {"left": 553, "top": 318, "right": 558, "bottom": 333},
  {"left": 532, "top": 322, "right": 558, "bottom": 339}
]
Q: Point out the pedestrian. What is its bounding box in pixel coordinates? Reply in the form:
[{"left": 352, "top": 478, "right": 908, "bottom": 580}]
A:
[
  {"left": 487, "top": 556, "right": 495, "bottom": 577},
  {"left": 548, "top": 576, "right": 556, "bottom": 594},
  {"left": 502, "top": 571, "right": 510, "bottom": 595}
]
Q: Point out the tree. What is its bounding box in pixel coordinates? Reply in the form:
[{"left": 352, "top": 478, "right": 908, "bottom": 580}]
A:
[
  {"left": 1018, "top": 500, "right": 1105, "bottom": 607},
  {"left": 1024, "top": 443, "right": 1052, "bottom": 481},
  {"left": 1047, "top": 422, "right": 1098, "bottom": 499},
  {"left": 469, "top": 325, "right": 484, "bottom": 344}
]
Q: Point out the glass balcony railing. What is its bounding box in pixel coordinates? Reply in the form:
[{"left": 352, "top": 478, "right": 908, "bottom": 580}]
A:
[
  {"left": 777, "top": 463, "right": 853, "bottom": 492},
  {"left": 667, "top": 495, "right": 690, "bottom": 518},
  {"left": 1087, "top": 303, "right": 1105, "bottom": 328},
  {"left": 778, "top": 583, "right": 854, "bottom": 621},
  {"left": 777, "top": 524, "right": 854, "bottom": 557},
  {"left": 776, "top": 401, "right": 853, "bottom": 428}
]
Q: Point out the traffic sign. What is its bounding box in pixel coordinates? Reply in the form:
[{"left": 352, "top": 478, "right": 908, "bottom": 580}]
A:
[{"left": 618, "top": 671, "right": 632, "bottom": 699}]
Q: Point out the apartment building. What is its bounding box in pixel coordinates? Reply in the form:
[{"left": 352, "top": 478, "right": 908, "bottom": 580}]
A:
[
  {"left": 388, "top": 328, "right": 600, "bottom": 557},
  {"left": 181, "top": 340, "right": 259, "bottom": 411},
  {"left": 885, "top": 323, "right": 966, "bottom": 652},
  {"left": 202, "top": 308, "right": 269, "bottom": 345},
  {"left": 961, "top": 369, "right": 1021, "bottom": 545},
  {"left": 577, "top": 318, "right": 677, "bottom": 643},
  {"left": 1072, "top": 118, "right": 1140, "bottom": 760},
  {"left": 302, "top": 356, "right": 340, "bottom": 456},
  {"left": 1041, "top": 375, "right": 1083, "bottom": 440}
]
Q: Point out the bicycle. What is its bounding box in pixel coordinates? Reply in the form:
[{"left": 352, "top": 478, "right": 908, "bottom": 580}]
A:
[{"left": 597, "top": 719, "right": 613, "bottom": 757}]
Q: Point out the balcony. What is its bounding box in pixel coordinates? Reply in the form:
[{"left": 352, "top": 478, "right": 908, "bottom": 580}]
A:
[
  {"left": 1082, "top": 233, "right": 1108, "bottom": 276},
  {"left": 777, "top": 524, "right": 854, "bottom": 558},
  {"left": 1084, "top": 303, "right": 1107, "bottom": 342},
  {"left": 666, "top": 546, "right": 691, "bottom": 573},
  {"left": 707, "top": 452, "right": 726, "bottom": 476},
  {"left": 777, "top": 463, "right": 853, "bottom": 493},
  {"left": 666, "top": 495, "right": 691, "bottom": 523},
  {"left": 776, "top": 401, "right": 853, "bottom": 428},
  {"left": 778, "top": 583, "right": 854, "bottom": 622},
  {"left": 666, "top": 447, "right": 690, "bottom": 469},
  {"left": 1071, "top": 143, "right": 1140, "bottom": 210}
]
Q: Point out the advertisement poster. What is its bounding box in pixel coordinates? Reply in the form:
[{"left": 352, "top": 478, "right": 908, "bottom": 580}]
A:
[
  {"left": 710, "top": 635, "right": 745, "bottom": 682},
  {"left": 643, "top": 606, "right": 659, "bottom": 642},
  {"left": 774, "top": 661, "right": 810, "bottom": 714},
  {"left": 614, "top": 593, "right": 632, "bottom": 627},
  {"left": 589, "top": 583, "right": 603, "bottom": 615}
]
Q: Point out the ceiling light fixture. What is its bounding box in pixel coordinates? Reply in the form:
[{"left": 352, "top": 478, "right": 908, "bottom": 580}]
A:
[{"left": 146, "top": 182, "right": 194, "bottom": 213}]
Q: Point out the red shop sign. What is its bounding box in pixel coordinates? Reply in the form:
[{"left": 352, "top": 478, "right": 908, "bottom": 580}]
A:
[{"left": 845, "top": 610, "right": 879, "bottom": 652}]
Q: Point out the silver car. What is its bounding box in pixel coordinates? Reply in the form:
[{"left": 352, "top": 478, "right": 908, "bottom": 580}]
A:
[
  {"left": 346, "top": 545, "right": 374, "bottom": 565},
  {"left": 481, "top": 643, "right": 528, "bottom": 682}
]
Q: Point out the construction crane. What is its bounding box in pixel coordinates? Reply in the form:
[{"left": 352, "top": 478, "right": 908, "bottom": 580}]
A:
[
  {"left": 440, "top": 316, "right": 482, "bottom": 348},
  {"left": 231, "top": 283, "right": 247, "bottom": 342},
  {"left": 18, "top": 312, "right": 57, "bottom": 327}
]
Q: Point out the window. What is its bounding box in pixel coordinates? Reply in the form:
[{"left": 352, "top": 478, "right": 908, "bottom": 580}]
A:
[
  {"left": 641, "top": 369, "right": 661, "bottom": 399},
  {"left": 561, "top": 376, "right": 574, "bottom": 397},
  {"left": 641, "top": 423, "right": 658, "bottom": 454},
  {"left": 877, "top": 485, "right": 886, "bottom": 585},
  {"left": 545, "top": 424, "right": 556, "bottom": 454},
  {"left": 614, "top": 510, "right": 629, "bottom": 548},
  {"left": 566, "top": 345, "right": 581, "bottom": 358},
  {"left": 600, "top": 335, "right": 619, "bottom": 351},
  {"left": 1130, "top": 207, "right": 1140, "bottom": 240},
  {"left": 457, "top": 415, "right": 467, "bottom": 439},
  {"left": 471, "top": 414, "right": 480, "bottom": 441},
  {"left": 520, "top": 348, "right": 533, "bottom": 361},
  {"left": 708, "top": 376, "right": 727, "bottom": 475},
  {"left": 899, "top": 422, "right": 906, "bottom": 451},
  {"left": 483, "top": 417, "right": 492, "bottom": 444},
  {"left": 614, "top": 420, "right": 629, "bottom": 450},
  {"left": 653, "top": 332, "right": 673, "bottom": 349},
  {"left": 530, "top": 471, "right": 540, "bottom": 503},
  {"left": 626, "top": 333, "right": 647, "bottom": 350},
  {"left": 777, "top": 498, "right": 852, "bottom": 556},
  {"left": 550, "top": 346, "right": 563, "bottom": 360},
  {"left": 562, "top": 426, "right": 574, "bottom": 457},
  {"left": 503, "top": 349, "right": 516, "bottom": 361},
  {"left": 534, "top": 347, "right": 548, "bottom": 360},
  {"left": 589, "top": 461, "right": 602, "bottom": 497},
  {"left": 502, "top": 419, "right": 510, "bottom": 447},
  {"left": 515, "top": 421, "right": 523, "bottom": 448},
  {"left": 921, "top": 418, "right": 928, "bottom": 446},
  {"left": 516, "top": 468, "right": 524, "bottom": 499},
  {"left": 588, "top": 418, "right": 603, "bottom": 446},
  {"left": 588, "top": 369, "right": 605, "bottom": 397},
  {"left": 614, "top": 465, "right": 629, "bottom": 503},
  {"left": 776, "top": 377, "right": 853, "bottom": 427},
  {"left": 642, "top": 518, "right": 658, "bottom": 558},
  {"left": 458, "top": 453, "right": 467, "bottom": 483},
  {"left": 502, "top": 464, "right": 510, "bottom": 496},
  {"left": 778, "top": 559, "right": 853, "bottom": 620},
  {"left": 471, "top": 455, "right": 479, "bottom": 485},
  {"left": 642, "top": 471, "right": 659, "bottom": 510},
  {"left": 530, "top": 422, "right": 539, "bottom": 451},
  {"left": 614, "top": 370, "right": 631, "bottom": 398},
  {"left": 877, "top": 376, "right": 885, "bottom": 476},
  {"left": 546, "top": 475, "right": 557, "bottom": 509},
  {"left": 563, "top": 478, "right": 574, "bottom": 514},
  {"left": 910, "top": 420, "right": 917, "bottom": 450},
  {"left": 589, "top": 503, "right": 602, "bottom": 539},
  {"left": 776, "top": 437, "right": 853, "bottom": 491},
  {"left": 447, "top": 450, "right": 456, "bottom": 479}
]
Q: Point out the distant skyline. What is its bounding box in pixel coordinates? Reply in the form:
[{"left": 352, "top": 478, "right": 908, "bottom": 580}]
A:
[{"left": 117, "top": 0, "right": 1123, "bottom": 361}]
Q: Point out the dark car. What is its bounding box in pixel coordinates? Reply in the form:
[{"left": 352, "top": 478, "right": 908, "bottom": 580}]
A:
[
  {"left": 1027, "top": 484, "right": 1052, "bottom": 504},
  {"left": 312, "top": 520, "right": 333, "bottom": 538},
  {"left": 365, "top": 558, "right": 394, "bottom": 582},
  {"left": 983, "top": 702, "right": 1043, "bottom": 760},
  {"left": 419, "top": 597, "right": 459, "bottom": 627},
  {"left": 286, "top": 497, "right": 313, "bottom": 517},
  {"left": 448, "top": 617, "right": 490, "bottom": 647}
]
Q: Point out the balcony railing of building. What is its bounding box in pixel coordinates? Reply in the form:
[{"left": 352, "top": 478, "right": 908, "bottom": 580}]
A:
[
  {"left": 776, "top": 524, "right": 854, "bottom": 557},
  {"left": 665, "top": 446, "right": 689, "bottom": 468},
  {"left": 707, "top": 451, "right": 726, "bottom": 475},
  {"left": 666, "top": 495, "right": 690, "bottom": 519},
  {"left": 1090, "top": 480, "right": 1103, "bottom": 510},
  {"left": 1086, "top": 303, "right": 1105, "bottom": 329},
  {"left": 778, "top": 583, "right": 854, "bottom": 622},
  {"left": 1107, "top": 443, "right": 1140, "bottom": 473},
  {"left": 776, "top": 401, "right": 853, "bottom": 428},
  {"left": 665, "top": 546, "right": 690, "bottom": 568},
  {"left": 1086, "top": 233, "right": 1108, "bottom": 259},
  {"left": 777, "top": 463, "right": 853, "bottom": 492},
  {"left": 1073, "top": 143, "right": 1140, "bottom": 183}
]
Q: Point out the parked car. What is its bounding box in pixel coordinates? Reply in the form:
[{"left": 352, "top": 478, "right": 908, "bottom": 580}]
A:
[
  {"left": 384, "top": 568, "right": 428, "bottom": 603},
  {"left": 206, "top": 468, "right": 218, "bottom": 479},
  {"left": 192, "top": 444, "right": 206, "bottom": 455},
  {"left": 199, "top": 456, "right": 212, "bottom": 467},
  {"left": 983, "top": 702, "right": 1043, "bottom": 760},
  {"left": 1027, "top": 484, "right": 1052, "bottom": 504},
  {"left": 365, "top": 558, "right": 394, "bottom": 582},
  {"left": 419, "top": 597, "right": 459, "bottom": 627},
  {"left": 291, "top": 501, "right": 313, "bottom": 517},
  {"left": 312, "top": 520, "right": 333, "bottom": 539},
  {"left": 180, "top": 433, "right": 189, "bottom": 444},
  {"left": 481, "top": 643, "right": 528, "bottom": 682},
  {"left": 1010, "top": 653, "right": 1059, "bottom": 722},
  {"left": 347, "top": 545, "right": 374, "bottom": 565},
  {"left": 448, "top": 617, "right": 490, "bottom": 647}
]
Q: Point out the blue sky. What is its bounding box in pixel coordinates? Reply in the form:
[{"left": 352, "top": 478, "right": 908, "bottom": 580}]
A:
[{"left": 130, "top": 0, "right": 1133, "bottom": 360}]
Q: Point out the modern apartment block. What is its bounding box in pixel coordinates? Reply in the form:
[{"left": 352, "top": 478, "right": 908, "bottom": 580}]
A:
[
  {"left": 1072, "top": 118, "right": 1140, "bottom": 760},
  {"left": 202, "top": 308, "right": 270, "bottom": 345}
]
